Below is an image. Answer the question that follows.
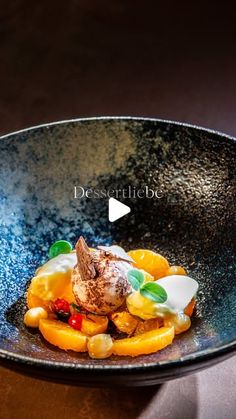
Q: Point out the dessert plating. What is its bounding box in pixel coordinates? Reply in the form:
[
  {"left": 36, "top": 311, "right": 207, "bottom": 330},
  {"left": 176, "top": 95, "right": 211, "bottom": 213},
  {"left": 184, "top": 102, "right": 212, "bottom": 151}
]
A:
[{"left": 24, "top": 237, "right": 198, "bottom": 359}]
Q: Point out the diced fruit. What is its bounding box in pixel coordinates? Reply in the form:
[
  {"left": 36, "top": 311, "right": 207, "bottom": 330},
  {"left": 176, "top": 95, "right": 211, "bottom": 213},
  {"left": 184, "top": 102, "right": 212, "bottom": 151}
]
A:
[
  {"left": 81, "top": 314, "right": 108, "bottom": 336},
  {"left": 112, "top": 326, "right": 174, "bottom": 356},
  {"left": 110, "top": 311, "right": 138, "bottom": 335},
  {"left": 128, "top": 249, "right": 169, "bottom": 280},
  {"left": 29, "top": 252, "right": 77, "bottom": 302},
  {"left": 68, "top": 313, "right": 84, "bottom": 330},
  {"left": 164, "top": 313, "right": 191, "bottom": 335},
  {"left": 184, "top": 298, "right": 196, "bottom": 317},
  {"left": 134, "top": 318, "right": 160, "bottom": 335},
  {"left": 24, "top": 307, "right": 48, "bottom": 328},
  {"left": 39, "top": 319, "right": 87, "bottom": 351},
  {"left": 87, "top": 334, "right": 113, "bottom": 359},
  {"left": 165, "top": 266, "right": 187, "bottom": 276}
]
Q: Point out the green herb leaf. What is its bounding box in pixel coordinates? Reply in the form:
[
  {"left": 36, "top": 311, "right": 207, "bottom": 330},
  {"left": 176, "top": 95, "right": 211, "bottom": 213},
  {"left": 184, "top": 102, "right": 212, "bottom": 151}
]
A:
[
  {"left": 127, "top": 269, "right": 145, "bottom": 291},
  {"left": 140, "top": 282, "right": 167, "bottom": 303},
  {"left": 70, "top": 302, "right": 81, "bottom": 313},
  {"left": 48, "top": 240, "right": 73, "bottom": 259}
]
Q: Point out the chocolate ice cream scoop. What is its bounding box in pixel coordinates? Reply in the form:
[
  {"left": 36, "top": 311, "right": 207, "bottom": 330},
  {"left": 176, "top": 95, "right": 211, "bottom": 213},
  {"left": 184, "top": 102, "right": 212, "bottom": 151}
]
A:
[{"left": 72, "top": 237, "right": 132, "bottom": 315}]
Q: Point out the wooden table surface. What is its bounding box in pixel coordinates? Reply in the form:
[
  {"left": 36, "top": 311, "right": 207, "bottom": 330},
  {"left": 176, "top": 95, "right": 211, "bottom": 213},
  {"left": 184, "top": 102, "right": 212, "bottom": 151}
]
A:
[{"left": 0, "top": 2, "right": 235, "bottom": 418}]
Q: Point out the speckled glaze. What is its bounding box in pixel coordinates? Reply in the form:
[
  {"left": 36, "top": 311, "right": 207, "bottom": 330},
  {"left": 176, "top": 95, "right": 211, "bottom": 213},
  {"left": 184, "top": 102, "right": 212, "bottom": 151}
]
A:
[{"left": 0, "top": 117, "right": 235, "bottom": 386}]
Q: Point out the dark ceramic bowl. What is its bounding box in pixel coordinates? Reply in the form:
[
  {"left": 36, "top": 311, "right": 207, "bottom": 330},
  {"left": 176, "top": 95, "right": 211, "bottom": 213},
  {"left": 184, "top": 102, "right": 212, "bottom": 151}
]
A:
[{"left": 0, "top": 117, "right": 235, "bottom": 386}]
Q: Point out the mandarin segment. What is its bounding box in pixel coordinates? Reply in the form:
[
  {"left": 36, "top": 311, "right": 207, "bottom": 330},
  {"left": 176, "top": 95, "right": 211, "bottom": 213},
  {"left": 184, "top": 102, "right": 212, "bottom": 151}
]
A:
[
  {"left": 112, "top": 326, "right": 174, "bottom": 356},
  {"left": 39, "top": 319, "right": 87, "bottom": 352},
  {"left": 128, "top": 249, "right": 169, "bottom": 279},
  {"left": 184, "top": 298, "right": 196, "bottom": 317},
  {"left": 166, "top": 265, "right": 187, "bottom": 276}
]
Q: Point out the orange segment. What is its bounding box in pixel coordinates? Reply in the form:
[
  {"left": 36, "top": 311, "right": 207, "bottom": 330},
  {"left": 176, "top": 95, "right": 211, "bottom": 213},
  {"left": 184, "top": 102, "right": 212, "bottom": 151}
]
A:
[
  {"left": 39, "top": 319, "right": 87, "bottom": 352},
  {"left": 112, "top": 326, "right": 174, "bottom": 356},
  {"left": 81, "top": 314, "right": 108, "bottom": 336},
  {"left": 184, "top": 298, "right": 196, "bottom": 317},
  {"left": 165, "top": 265, "right": 187, "bottom": 276},
  {"left": 128, "top": 249, "right": 169, "bottom": 280}
]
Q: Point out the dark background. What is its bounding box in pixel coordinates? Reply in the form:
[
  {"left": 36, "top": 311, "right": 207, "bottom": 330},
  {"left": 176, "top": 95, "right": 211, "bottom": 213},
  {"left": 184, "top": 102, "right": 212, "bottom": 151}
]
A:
[{"left": 0, "top": 1, "right": 236, "bottom": 136}]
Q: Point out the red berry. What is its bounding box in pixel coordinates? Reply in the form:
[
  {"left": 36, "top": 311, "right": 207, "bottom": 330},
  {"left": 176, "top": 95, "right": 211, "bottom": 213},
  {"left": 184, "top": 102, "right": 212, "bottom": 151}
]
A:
[
  {"left": 53, "top": 298, "right": 70, "bottom": 315},
  {"left": 68, "top": 313, "right": 84, "bottom": 330}
]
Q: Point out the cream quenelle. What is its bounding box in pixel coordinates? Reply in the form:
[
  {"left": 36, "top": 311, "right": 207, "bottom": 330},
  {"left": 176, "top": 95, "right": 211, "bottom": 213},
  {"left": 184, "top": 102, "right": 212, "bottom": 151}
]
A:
[{"left": 126, "top": 275, "right": 198, "bottom": 320}]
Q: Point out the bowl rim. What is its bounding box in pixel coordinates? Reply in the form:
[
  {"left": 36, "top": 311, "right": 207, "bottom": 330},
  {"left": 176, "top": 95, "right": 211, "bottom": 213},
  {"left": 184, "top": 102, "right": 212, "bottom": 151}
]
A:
[
  {"left": 0, "top": 115, "right": 235, "bottom": 143},
  {"left": 0, "top": 116, "right": 235, "bottom": 372},
  {"left": 0, "top": 339, "right": 235, "bottom": 372}
]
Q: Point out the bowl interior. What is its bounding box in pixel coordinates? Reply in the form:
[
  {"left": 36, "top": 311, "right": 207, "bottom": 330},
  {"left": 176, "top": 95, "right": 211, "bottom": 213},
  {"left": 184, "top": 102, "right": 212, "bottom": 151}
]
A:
[{"left": 0, "top": 118, "right": 235, "bottom": 368}]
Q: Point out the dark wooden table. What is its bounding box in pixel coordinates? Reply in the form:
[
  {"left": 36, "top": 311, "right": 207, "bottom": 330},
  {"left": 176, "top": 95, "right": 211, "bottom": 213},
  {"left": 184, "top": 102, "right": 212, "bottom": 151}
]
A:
[
  {"left": 0, "top": 1, "right": 236, "bottom": 136},
  {"left": 0, "top": 2, "right": 235, "bottom": 418}
]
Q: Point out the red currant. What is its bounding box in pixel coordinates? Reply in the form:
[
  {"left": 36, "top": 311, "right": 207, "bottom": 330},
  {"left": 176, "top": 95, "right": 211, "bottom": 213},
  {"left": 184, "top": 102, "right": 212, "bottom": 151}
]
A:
[
  {"left": 52, "top": 298, "right": 70, "bottom": 316},
  {"left": 68, "top": 313, "right": 84, "bottom": 330}
]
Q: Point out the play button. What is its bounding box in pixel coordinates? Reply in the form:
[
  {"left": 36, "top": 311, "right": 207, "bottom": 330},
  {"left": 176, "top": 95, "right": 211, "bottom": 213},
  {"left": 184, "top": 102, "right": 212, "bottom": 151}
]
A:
[{"left": 108, "top": 198, "right": 131, "bottom": 222}]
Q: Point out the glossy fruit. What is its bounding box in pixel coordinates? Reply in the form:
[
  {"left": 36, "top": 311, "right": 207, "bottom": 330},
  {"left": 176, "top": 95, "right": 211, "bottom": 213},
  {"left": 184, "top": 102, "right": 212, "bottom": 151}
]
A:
[
  {"left": 48, "top": 240, "right": 73, "bottom": 259},
  {"left": 112, "top": 326, "right": 174, "bottom": 356},
  {"left": 53, "top": 298, "right": 71, "bottom": 316},
  {"left": 68, "top": 313, "right": 84, "bottom": 330},
  {"left": 184, "top": 298, "right": 196, "bottom": 317},
  {"left": 128, "top": 249, "right": 170, "bottom": 280},
  {"left": 87, "top": 334, "right": 113, "bottom": 359},
  {"left": 166, "top": 266, "right": 187, "bottom": 276},
  {"left": 24, "top": 307, "right": 48, "bottom": 328},
  {"left": 164, "top": 313, "right": 191, "bottom": 335},
  {"left": 81, "top": 314, "right": 108, "bottom": 336},
  {"left": 110, "top": 311, "right": 138, "bottom": 335},
  {"left": 134, "top": 318, "right": 160, "bottom": 335},
  {"left": 39, "top": 319, "right": 87, "bottom": 351},
  {"left": 29, "top": 252, "right": 77, "bottom": 302}
]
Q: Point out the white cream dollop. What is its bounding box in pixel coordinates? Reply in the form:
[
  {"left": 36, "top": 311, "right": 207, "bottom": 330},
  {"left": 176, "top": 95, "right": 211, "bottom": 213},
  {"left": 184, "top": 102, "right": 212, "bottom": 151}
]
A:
[
  {"left": 157, "top": 275, "right": 199, "bottom": 313},
  {"left": 127, "top": 274, "right": 198, "bottom": 320}
]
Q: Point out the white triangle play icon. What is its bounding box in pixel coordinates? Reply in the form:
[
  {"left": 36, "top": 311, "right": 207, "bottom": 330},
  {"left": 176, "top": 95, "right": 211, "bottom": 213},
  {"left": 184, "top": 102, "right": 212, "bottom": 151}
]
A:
[{"left": 108, "top": 198, "right": 131, "bottom": 222}]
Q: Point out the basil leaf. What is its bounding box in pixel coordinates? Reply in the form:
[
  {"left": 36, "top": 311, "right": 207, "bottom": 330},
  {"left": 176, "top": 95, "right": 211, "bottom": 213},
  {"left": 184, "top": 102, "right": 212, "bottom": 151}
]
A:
[
  {"left": 140, "top": 282, "right": 167, "bottom": 303},
  {"left": 127, "top": 269, "right": 145, "bottom": 291},
  {"left": 48, "top": 240, "right": 72, "bottom": 259}
]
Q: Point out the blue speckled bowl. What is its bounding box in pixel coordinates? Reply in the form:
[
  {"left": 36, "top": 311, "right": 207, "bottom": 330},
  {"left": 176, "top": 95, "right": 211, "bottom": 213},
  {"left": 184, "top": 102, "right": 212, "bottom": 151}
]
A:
[{"left": 0, "top": 117, "right": 235, "bottom": 386}]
